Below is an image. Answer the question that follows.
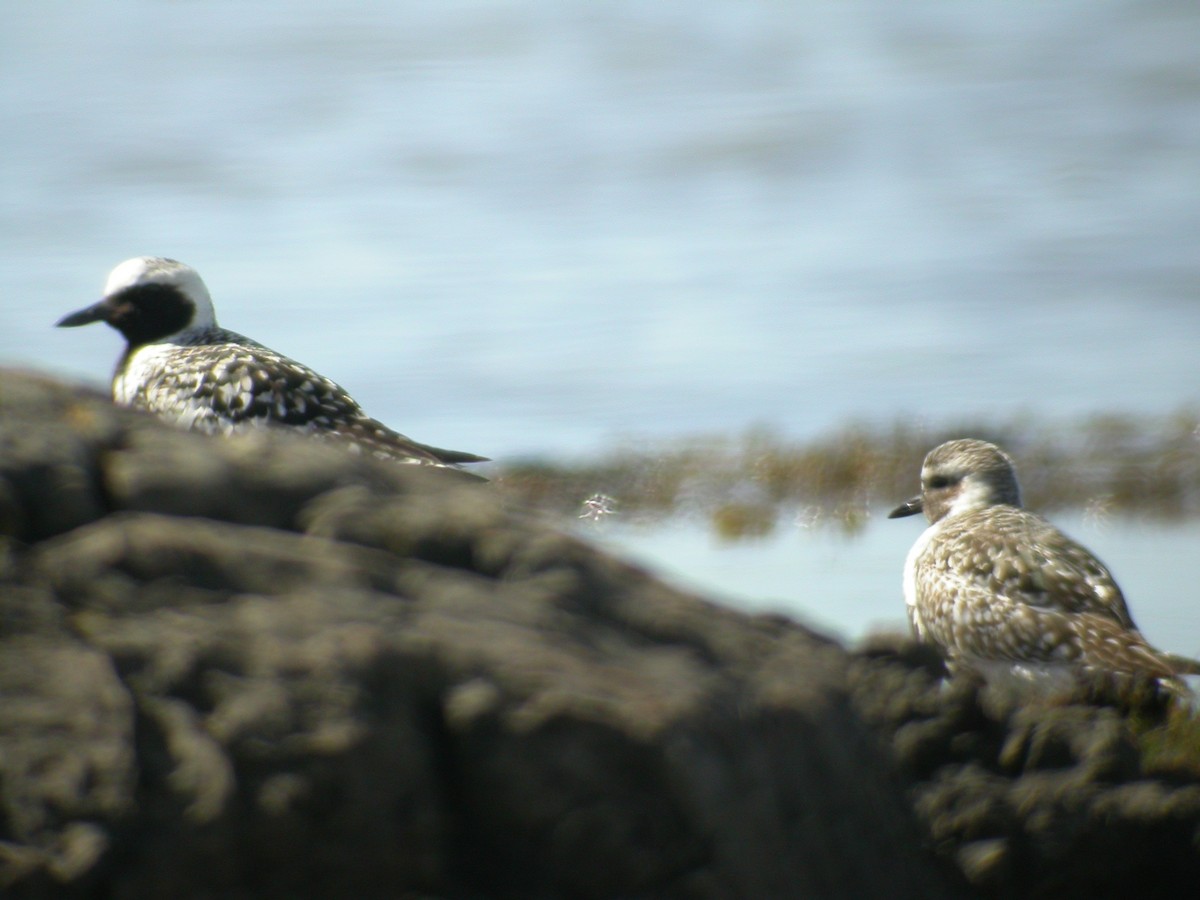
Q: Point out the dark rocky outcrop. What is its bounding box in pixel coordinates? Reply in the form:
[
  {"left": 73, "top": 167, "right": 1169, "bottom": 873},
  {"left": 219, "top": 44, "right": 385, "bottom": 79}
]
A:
[{"left": 1, "top": 369, "right": 1198, "bottom": 899}]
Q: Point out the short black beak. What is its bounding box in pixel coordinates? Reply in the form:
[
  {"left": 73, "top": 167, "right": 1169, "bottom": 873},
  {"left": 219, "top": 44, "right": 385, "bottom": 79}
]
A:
[
  {"left": 56, "top": 299, "right": 111, "bottom": 328},
  {"left": 888, "top": 495, "right": 923, "bottom": 519}
]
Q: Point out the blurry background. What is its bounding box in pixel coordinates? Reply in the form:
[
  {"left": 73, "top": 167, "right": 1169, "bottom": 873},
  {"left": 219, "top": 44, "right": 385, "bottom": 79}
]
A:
[{"left": 2, "top": 0, "right": 1198, "bottom": 648}]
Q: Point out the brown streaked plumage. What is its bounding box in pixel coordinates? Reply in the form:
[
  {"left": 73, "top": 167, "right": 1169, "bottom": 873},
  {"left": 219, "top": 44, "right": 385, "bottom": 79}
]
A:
[{"left": 889, "top": 438, "right": 1198, "bottom": 690}]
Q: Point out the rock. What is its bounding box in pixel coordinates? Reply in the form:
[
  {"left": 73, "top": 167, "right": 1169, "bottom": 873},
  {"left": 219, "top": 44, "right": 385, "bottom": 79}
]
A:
[
  {"left": 0, "top": 369, "right": 960, "bottom": 899},
  {"left": 2, "top": 367, "right": 1199, "bottom": 899},
  {"left": 845, "top": 635, "right": 1200, "bottom": 898}
]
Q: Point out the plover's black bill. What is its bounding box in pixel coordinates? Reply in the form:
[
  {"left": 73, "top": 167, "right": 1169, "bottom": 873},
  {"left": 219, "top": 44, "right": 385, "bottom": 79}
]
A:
[
  {"left": 888, "top": 496, "right": 923, "bottom": 519},
  {"left": 56, "top": 300, "right": 110, "bottom": 328}
]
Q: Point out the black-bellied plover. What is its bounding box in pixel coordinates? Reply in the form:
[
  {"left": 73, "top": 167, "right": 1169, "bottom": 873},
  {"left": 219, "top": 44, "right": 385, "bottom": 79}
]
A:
[
  {"left": 889, "top": 438, "right": 1198, "bottom": 691},
  {"left": 57, "top": 257, "right": 487, "bottom": 473}
]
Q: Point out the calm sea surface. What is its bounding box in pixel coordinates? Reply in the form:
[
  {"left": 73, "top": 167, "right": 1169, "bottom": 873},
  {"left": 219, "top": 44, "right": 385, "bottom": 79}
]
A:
[
  {"left": 3, "top": 1, "right": 1199, "bottom": 651},
  {"left": 588, "top": 514, "right": 1200, "bottom": 663}
]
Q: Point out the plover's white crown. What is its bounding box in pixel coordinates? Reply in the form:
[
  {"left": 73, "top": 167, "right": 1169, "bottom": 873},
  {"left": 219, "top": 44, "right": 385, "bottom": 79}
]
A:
[
  {"left": 890, "top": 438, "right": 1197, "bottom": 687},
  {"left": 102, "top": 256, "right": 217, "bottom": 332},
  {"left": 57, "top": 257, "right": 486, "bottom": 473}
]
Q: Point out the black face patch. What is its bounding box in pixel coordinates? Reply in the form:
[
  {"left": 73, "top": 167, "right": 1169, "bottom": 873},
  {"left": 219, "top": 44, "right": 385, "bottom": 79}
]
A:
[{"left": 101, "top": 283, "right": 195, "bottom": 347}]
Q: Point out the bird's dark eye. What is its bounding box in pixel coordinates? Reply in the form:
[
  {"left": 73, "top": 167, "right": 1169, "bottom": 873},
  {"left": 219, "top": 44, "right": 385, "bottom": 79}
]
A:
[{"left": 927, "top": 475, "right": 951, "bottom": 489}]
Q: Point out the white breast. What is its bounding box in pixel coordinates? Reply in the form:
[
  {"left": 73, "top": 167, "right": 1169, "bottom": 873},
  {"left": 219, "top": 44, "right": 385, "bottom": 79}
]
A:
[
  {"left": 113, "top": 342, "right": 224, "bottom": 432},
  {"left": 113, "top": 343, "right": 178, "bottom": 406},
  {"left": 901, "top": 522, "right": 939, "bottom": 639}
]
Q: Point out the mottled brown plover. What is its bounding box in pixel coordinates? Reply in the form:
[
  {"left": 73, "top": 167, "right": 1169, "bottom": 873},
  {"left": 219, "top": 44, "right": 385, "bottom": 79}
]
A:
[{"left": 889, "top": 438, "right": 1198, "bottom": 691}]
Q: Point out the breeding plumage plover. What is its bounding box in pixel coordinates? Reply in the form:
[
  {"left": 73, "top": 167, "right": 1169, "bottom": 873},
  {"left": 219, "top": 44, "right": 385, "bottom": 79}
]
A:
[
  {"left": 57, "top": 257, "right": 487, "bottom": 473},
  {"left": 889, "top": 438, "right": 1198, "bottom": 691}
]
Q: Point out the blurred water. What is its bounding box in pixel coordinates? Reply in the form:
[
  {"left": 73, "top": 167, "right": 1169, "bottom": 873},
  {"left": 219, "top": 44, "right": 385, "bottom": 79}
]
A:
[
  {"left": 3, "top": 2, "right": 1200, "bottom": 649},
  {"left": 3, "top": 0, "right": 1199, "bottom": 459},
  {"left": 590, "top": 512, "right": 1200, "bottom": 662}
]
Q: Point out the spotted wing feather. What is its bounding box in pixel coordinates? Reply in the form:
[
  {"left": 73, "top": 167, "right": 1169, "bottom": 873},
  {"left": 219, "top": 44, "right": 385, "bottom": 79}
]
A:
[
  {"left": 912, "top": 507, "right": 1190, "bottom": 676},
  {"left": 931, "top": 507, "right": 1135, "bottom": 626},
  {"left": 119, "top": 329, "right": 481, "bottom": 468}
]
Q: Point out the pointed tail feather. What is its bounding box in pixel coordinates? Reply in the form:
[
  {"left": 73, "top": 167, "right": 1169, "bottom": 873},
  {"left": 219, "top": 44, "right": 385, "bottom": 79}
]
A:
[{"left": 1162, "top": 652, "right": 1200, "bottom": 677}]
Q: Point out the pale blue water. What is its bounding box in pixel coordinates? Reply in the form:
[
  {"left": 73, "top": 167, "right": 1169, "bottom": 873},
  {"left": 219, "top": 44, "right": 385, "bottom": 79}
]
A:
[
  {"left": 588, "top": 513, "right": 1200, "bottom": 663},
  {"left": 3, "top": 1, "right": 1199, "bottom": 650}
]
